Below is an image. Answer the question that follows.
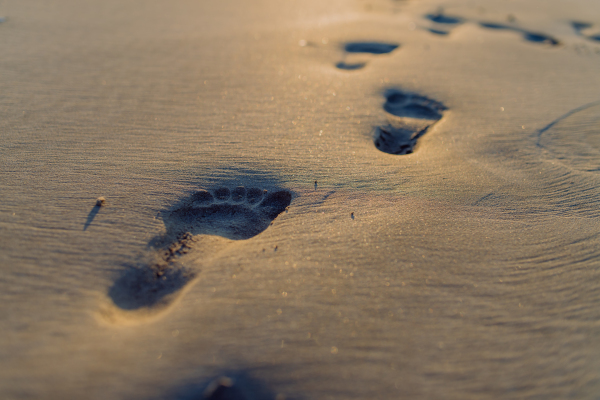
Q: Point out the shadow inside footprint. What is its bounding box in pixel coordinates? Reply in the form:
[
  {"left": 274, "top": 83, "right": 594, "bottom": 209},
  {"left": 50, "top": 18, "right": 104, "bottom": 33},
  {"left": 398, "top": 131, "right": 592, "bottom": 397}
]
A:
[
  {"left": 108, "top": 186, "right": 292, "bottom": 313},
  {"left": 336, "top": 61, "right": 367, "bottom": 70},
  {"left": 374, "top": 89, "right": 446, "bottom": 155},
  {"left": 335, "top": 42, "right": 398, "bottom": 70},
  {"left": 167, "top": 187, "right": 292, "bottom": 240},
  {"left": 344, "top": 42, "right": 399, "bottom": 54},
  {"left": 428, "top": 28, "right": 450, "bottom": 36},
  {"left": 479, "top": 22, "right": 560, "bottom": 45},
  {"left": 425, "top": 12, "right": 463, "bottom": 25}
]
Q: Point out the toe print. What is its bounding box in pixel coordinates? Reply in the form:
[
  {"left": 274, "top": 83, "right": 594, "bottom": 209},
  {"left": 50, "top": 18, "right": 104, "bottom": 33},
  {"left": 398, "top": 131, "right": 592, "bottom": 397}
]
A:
[
  {"left": 106, "top": 186, "right": 292, "bottom": 321},
  {"left": 374, "top": 90, "right": 446, "bottom": 155},
  {"left": 167, "top": 187, "right": 292, "bottom": 240}
]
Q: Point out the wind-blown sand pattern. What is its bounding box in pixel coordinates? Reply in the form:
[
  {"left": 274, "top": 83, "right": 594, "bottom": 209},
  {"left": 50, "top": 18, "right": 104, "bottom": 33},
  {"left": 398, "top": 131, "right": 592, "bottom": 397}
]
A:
[{"left": 2, "top": 0, "right": 600, "bottom": 399}]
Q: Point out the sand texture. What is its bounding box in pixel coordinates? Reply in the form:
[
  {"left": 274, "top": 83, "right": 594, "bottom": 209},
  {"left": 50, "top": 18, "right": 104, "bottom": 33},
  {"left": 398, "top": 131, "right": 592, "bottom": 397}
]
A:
[{"left": 2, "top": 0, "right": 600, "bottom": 398}]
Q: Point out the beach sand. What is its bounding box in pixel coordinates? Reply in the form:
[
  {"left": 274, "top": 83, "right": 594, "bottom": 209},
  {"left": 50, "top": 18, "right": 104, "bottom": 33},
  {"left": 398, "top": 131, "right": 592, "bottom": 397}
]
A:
[{"left": 2, "top": 0, "right": 600, "bottom": 398}]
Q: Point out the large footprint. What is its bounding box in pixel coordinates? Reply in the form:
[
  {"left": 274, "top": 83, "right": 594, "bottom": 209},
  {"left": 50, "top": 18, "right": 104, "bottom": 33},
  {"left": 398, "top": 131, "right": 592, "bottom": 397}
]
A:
[
  {"left": 104, "top": 186, "right": 292, "bottom": 322},
  {"left": 374, "top": 89, "right": 446, "bottom": 155}
]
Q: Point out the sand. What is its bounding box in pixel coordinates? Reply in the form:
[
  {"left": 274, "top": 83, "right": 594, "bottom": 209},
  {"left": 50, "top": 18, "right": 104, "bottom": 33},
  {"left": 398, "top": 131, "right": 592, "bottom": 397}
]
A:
[{"left": 2, "top": 0, "right": 600, "bottom": 398}]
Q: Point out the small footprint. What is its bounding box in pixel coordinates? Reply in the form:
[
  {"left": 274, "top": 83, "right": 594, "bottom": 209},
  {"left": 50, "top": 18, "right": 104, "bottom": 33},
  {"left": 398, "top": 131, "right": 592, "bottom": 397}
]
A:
[
  {"left": 572, "top": 21, "right": 600, "bottom": 42},
  {"left": 343, "top": 42, "right": 399, "bottom": 54},
  {"left": 478, "top": 21, "right": 560, "bottom": 46},
  {"left": 374, "top": 90, "right": 446, "bottom": 155},
  {"left": 424, "top": 10, "right": 464, "bottom": 36},
  {"left": 106, "top": 186, "right": 292, "bottom": 319},
  {"left": 336, "top": 41, "right": 399, "bottom": 71}
]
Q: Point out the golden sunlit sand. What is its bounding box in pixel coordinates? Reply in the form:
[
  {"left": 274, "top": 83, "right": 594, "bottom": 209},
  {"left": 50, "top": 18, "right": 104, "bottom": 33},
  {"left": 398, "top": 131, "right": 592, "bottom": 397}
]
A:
[{"left": 2, "top": 0, "right": 600, "bottom": 398}]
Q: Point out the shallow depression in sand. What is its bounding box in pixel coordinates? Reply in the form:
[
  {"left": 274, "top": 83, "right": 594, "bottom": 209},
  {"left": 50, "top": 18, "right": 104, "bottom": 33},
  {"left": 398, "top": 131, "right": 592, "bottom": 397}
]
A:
[{"left": 538, "top": 102, "right": 600, "bottom": 172}]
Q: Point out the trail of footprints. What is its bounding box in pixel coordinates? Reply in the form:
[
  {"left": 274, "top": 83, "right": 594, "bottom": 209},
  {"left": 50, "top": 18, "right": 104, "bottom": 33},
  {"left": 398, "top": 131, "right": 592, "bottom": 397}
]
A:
[
  {"left": 423, "top": 9, "right": 561, "bottom": 46},
  {"left": 109, "top": 187, "right": 291, "bottom": 315},
  {"left": 107, "top": 8, "right": 595, "bottom": 320}
]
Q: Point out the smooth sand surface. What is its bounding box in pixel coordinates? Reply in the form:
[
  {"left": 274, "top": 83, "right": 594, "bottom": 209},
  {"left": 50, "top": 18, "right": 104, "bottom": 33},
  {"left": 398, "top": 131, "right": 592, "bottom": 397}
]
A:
[{"left": 2, "top": 0, "right": 600, "bottom": 398}]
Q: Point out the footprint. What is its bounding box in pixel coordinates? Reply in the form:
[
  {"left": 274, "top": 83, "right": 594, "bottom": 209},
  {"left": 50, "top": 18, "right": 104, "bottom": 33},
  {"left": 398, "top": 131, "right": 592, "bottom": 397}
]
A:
[
  {"left": 374, "top": 90, "right": 446, "bottom": 155},
  {"left": 572, "top": 21, "right": 600, "bottom": 42},
  {"left": 335, "top": 41, "right": 399, "bottom": 71},
  {"left": 335, "top": 61, "right": 367, "bottom": 70},
  {"left": 167, "top": 187, "right": 292, "bottom": 240},
  {"left": 478, "top": 21, "right": 560, "bottom": 46},
  {"left": 424, "top": 10, "right": 464, "bottom": 36},
  {"left": 343, "top": 42, "right": 399, "bottom": 54},
  {"left": 106, "top": 186, "right": 292, "bottom": 320}
]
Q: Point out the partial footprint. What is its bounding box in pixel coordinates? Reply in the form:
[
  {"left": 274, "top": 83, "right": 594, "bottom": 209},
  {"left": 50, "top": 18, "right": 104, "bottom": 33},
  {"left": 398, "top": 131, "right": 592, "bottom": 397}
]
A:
[
  {"left": 167, "top": 187, "right": 292, "bottom": 240},
  {"left": 424, "top": 9, "right": 464, "bottom": 36},
  {"left": 478, "top": 21, "right": 560, "bottom": 46},
  {"left": 572, "top": 21, "right": 600, "bottom": 42},
  {"left": 105, "top": 186, "right": 292, "bottom": 321},
  {"left": 537, "top": 101, "right": 600, "bottom": 172},
  {"left": 343, "top": 42, "right": 399, "bottom": 54},
  {"left": 335, "top": 41, "right": 399, "bottom": 71},
  {"left": 374, "top": 90, "right": 446, "bottom": 155}
]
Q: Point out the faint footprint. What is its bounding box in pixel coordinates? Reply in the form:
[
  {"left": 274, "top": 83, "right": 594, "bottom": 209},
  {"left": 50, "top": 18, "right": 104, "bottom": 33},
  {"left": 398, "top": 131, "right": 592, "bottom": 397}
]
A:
[
  {"left": 478, "top": 21, "right": 560, "bottom": 46},
  {"left": 106, "top": 186, "right": 292, "bottom": 320},
  {"left": 572, "top": 21, "right": 600, "bottom": 42},
  {"left": 374, "top": 89, "right": 446, "bottom": 155},
  {"left": 537, "top": 101, "right": 600, "bottom": 172},
  {"left": 424, "top": 9, "right": 464, "bottom": 36},
  {"left": 336, "top": 41, "right": 399, "bottom": 70}
]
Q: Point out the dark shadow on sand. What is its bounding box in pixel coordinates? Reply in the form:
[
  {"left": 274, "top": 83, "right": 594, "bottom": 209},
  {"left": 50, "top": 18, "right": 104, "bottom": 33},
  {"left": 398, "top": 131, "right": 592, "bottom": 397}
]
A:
[
  {"left": 335, "top": 61, "right": 366, "bottom": 70},
  {"left": 83, "top": 205, "right": 101, "bottom": 231},
  {"left": 425, "top": 12, "right": 463, "bottom": 25}
]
